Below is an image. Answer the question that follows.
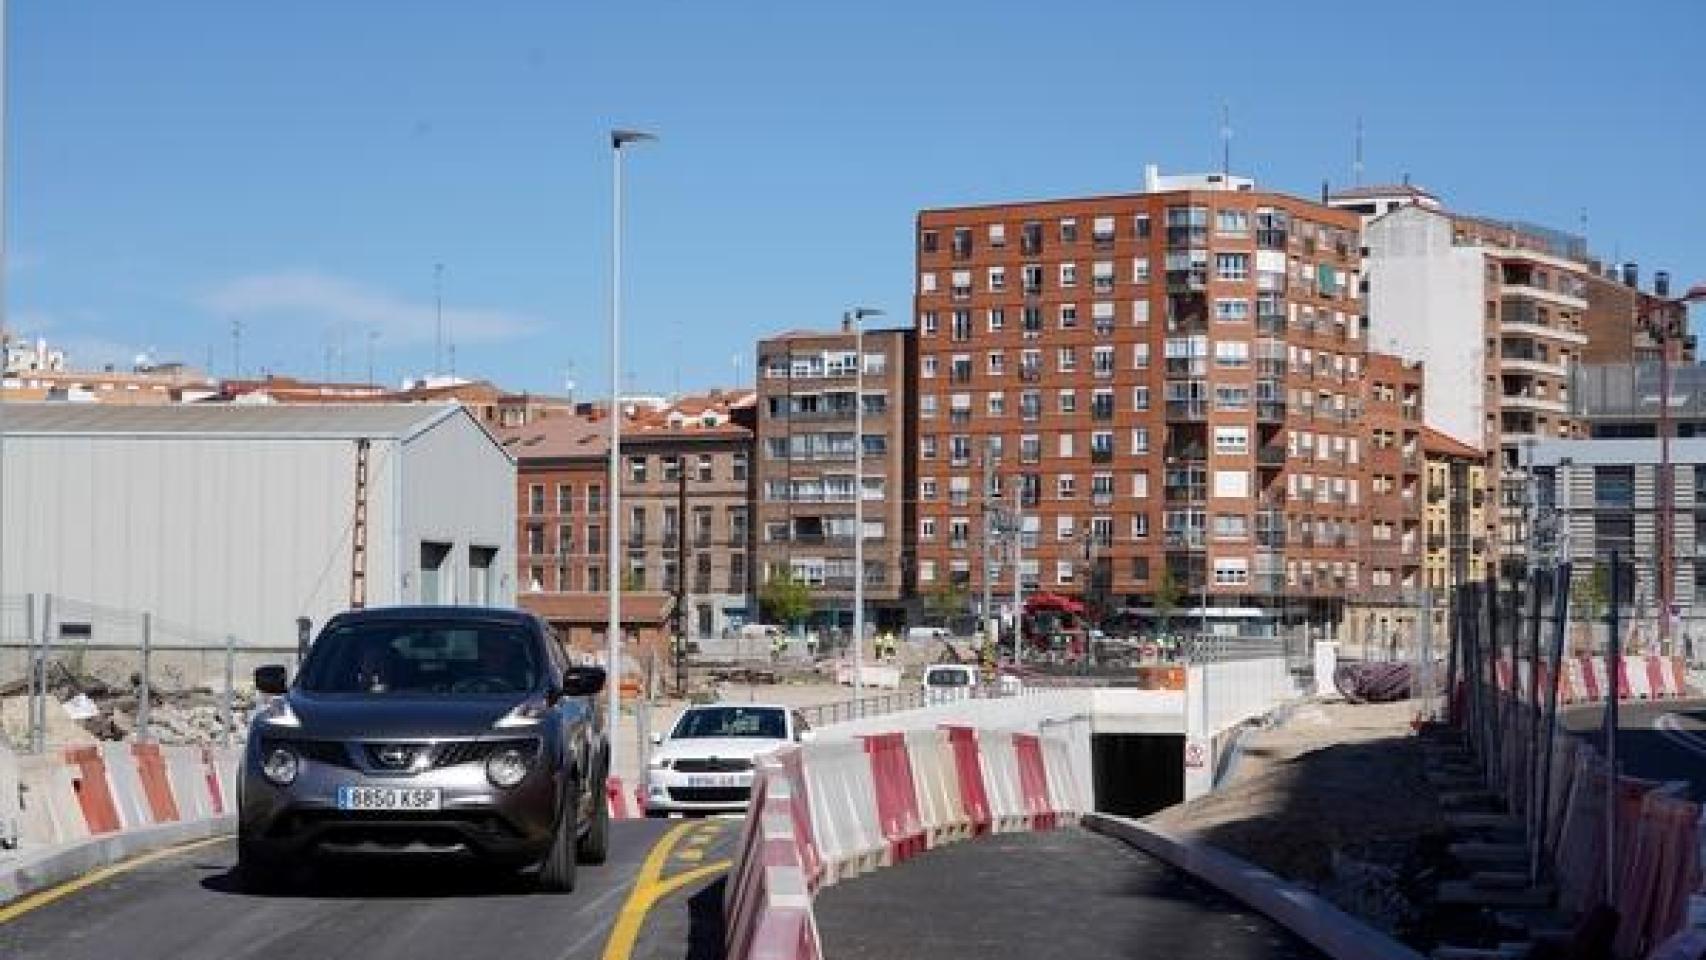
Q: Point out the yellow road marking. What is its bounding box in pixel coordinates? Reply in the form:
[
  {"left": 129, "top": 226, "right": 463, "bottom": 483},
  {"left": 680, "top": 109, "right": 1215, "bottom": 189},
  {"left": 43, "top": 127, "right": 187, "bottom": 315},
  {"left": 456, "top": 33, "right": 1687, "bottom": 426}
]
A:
[
  {"left": 676, "top": 848, "right": 705, "bottom": 862},
  {"left": 0, "top": 835, "right": 229, "bottom": 925},
  {"left": 600, "top": 823, "right": 731, "bottom": 960}
]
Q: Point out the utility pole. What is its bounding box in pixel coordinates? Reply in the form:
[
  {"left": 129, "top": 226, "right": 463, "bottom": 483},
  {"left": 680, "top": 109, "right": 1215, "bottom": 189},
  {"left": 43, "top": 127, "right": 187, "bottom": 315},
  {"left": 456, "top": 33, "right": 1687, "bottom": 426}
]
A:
[
  {"left": 981, "top": 453, "right": 996, "bottom": 660},
  {"left": 231, "top": 319, "right": 243, "bottom": 379},
  {"left": 675, "top": 461, "right": 689, "bottom": 695},
  {"left": 1011, "top": 481, "right": 1025, "bottom": 666},
  {"left": 434, "top": 262, "right": 445, "bottom": 378}
]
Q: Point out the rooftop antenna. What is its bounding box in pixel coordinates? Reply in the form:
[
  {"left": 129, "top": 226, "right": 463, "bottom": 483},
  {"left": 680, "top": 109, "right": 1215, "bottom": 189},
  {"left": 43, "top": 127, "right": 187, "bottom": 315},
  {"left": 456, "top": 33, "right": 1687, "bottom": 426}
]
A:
[
  {"left": 433, "top": 262, "right": 444, "bottom": 377},
  {"left": 1353, "top": 116, "right": 1365, "bottom": 186},
  {"left": 366, "top": 330, "right": 378, "bottom": 386},
  {"left": 231, "top": 318, "right": 243, "bottom": 378},
  {"left": 1220, "top": 102, "right": 1232, "bottom": 179}
]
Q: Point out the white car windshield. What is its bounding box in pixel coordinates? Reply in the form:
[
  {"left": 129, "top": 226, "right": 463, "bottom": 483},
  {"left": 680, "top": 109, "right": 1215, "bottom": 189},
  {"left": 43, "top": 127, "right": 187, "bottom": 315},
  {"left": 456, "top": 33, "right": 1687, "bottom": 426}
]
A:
[{"left": 673, "top": 706, "right": 787, "bottom": 739}]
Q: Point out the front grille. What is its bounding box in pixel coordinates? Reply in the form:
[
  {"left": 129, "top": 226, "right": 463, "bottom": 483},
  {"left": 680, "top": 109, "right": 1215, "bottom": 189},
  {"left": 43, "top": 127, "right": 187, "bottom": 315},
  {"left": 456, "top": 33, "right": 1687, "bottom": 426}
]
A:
[
  {"left": 667, "top": 786, "right": 752, "bottom": 804},
  {"left": 671, "top": 757, "right": 754, "bottom": 774},
  {"left": 262, "top": 738, "right": 356, "bottom": 770},
  {"left": 363, "top": 743, "right": 425, "bottom": 770},
  {"left": 429, "top": 739, "right": 538, "bottom": 769}
]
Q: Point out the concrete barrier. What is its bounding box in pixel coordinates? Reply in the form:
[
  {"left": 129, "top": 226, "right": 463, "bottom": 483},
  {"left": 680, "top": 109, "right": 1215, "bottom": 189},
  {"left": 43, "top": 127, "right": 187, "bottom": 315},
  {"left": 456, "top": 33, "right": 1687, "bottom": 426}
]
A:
[{"left": 1084, "top": 813, "right": 1427, "bottom": 960}]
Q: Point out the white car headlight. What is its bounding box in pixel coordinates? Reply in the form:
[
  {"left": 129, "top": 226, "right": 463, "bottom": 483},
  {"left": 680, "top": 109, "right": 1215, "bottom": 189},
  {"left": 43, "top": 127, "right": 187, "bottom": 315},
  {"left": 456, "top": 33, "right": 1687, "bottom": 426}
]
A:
[
  {"left": 254, "top": 697, "right": 300, "bottom": 728},
  {"left": 495, "top": 699, "right": 551, "bottom": 728}
]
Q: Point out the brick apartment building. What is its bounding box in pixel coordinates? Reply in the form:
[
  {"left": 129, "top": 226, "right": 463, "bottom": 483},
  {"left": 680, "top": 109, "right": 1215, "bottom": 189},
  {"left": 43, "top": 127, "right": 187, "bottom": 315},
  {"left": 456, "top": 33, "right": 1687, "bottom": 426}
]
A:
[
  {"left": 1582, "top": 263, "right": 1696, "bottom": 367},
  {"left": 754, "top": 325, "right": 914, "bottom": 630},
  {"left": 619, "top": 391, "right": 757, "bottom": 638},
  {"left": 912, "top": 167, "right": 1374, "bottom": 632},
  {"left": 1356, "top": 203, "right": 1594, "bottom": 581},
  {"left": 497, "top": 390, "right": 756, "bottom": 650}
]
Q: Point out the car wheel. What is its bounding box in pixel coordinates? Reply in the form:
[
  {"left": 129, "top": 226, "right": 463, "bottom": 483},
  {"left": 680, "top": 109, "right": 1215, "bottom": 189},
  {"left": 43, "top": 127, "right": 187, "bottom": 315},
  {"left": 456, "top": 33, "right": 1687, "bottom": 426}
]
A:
[
  {"left": 235, "top": 833, "right": 289, "bottom": 895},
  {"left": 537, "top": 778, "right": 579, "bottom": 893},
  {"left": 577, "top": 773, "right": 610, "bottom": 865}
]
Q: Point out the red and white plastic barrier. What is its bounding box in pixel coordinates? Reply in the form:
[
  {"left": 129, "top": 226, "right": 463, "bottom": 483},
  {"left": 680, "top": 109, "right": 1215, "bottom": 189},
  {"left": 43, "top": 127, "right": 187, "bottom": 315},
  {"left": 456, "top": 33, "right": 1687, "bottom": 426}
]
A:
[
  {"left": 1488, "top": 655, "right": 1691, "bottom": 706},
  {"left": 724, "top": 721, "right": 1091, "bottom": 960},
  {"left": 5, "top": 741, "right": 241, "bottom": 852}
]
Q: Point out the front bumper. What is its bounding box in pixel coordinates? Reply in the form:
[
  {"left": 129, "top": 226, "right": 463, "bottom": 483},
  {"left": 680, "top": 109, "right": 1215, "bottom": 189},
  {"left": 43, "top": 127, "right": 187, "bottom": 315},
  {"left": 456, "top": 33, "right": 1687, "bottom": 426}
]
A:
[
  {"left": 240, "top": 743, "right": 559, "bottom": 864},
  {"left": 643, "top": 767, "right": 755, "bottom": 814}
]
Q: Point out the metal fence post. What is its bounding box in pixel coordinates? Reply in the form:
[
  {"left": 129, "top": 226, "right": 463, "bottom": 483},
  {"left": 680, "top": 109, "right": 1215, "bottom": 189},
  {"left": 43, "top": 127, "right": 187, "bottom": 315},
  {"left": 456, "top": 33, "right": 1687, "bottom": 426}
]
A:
[
  {"left": 222, "top": 634, "right": 237, "bottom": 746},
  {"left": 1524, "top": 571, "right": 1542, "bottom": 837},
  {"left": 22, "top": 593, "right": 35, "bottom": 753},
  {"left": 34, "top": 593, "right": 55, "bottom": 754},
  {"left": 1534, "top": 561, "right": 1571, "bottom": 886},
  {"left": 1604, "top": 554, "right": 1621, "bottom": 908},
  {"left": 137, "top": 612, "right": 153, "bottom": 741}
]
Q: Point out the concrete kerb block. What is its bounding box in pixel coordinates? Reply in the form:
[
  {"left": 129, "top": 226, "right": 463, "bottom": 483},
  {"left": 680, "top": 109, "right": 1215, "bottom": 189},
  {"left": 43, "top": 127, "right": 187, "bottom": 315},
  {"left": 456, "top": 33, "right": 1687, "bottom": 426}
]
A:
[
  {"left": 0, "top": 814, "right": 235, "bottom": 905},
  {"left": 1083, "top": 813, "right": 1427, "bottom": 960}
]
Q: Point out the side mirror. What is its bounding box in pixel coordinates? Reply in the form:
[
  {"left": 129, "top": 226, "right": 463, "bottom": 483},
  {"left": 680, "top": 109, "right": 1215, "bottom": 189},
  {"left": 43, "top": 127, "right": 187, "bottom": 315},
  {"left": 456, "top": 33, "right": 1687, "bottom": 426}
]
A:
[
  {"left": 254, "top": 665, "right": 288, "bottom": 696},
  {"left": 650, "top": 731, "right": 664, "bottom": 746},
  {"left": 562, "top": 665, "right": 607, "bottom": 697}
]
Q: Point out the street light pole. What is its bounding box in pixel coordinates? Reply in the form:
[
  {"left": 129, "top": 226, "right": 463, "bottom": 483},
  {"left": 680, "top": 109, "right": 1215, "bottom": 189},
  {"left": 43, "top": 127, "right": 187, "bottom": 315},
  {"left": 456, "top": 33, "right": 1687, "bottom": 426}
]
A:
[
  {"left": 607, "top": 128, "right": 654, "bottom": 779},
  {"left": 847, "top": 307, "right": 883, "bottom": 714}
]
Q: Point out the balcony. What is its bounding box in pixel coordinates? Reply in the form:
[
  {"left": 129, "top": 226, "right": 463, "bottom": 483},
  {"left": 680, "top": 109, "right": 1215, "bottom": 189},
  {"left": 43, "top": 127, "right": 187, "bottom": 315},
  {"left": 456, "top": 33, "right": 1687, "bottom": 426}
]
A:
[
  {"left": 1165, "top": 270, "right": 1207, "bottom": 293},
  {"left": 1091, "top": 404, "right": 1115, "bottom": 422},
  {"left": 628, "top": 531, "right": 648, "bottom": 548},
  {"left": 1257, "top": 445, "right": 1286, "bottom": 466},
  {"left": 1018, "top": 367, "right": 1042, "bottom": 383},
  {"left": 1256, "top": 313, "right": 1287, "bottom": 336},
  {"left": 1256, "top": 229, "right": 1288, "bottom": 249},
  {"left": 1166, "top": 400, "right": 1208, "bottom": 421},
  {"left": 1166, "top": 225, "right": 1208, "bottom": 248},
  {"left": 1165, "top": 358, "right": 1204, "bottom": 377},
  {"left": 1164, "top": 530, "right": 1206, "bottom": 549},
  {"left": 1164, "top": 484, "right": 1206, "bottom": 504},
  {"left": 1091, "top": 491, "right": 1115, "bottom": 507},
  {"left": 1163, "top": 444, "right": 1206, "bottom": 462},
  {"left": 1256, "top": 401, "right": 1287, "bottom": 423},
  {"left": 1255, "top": 359, "right": 1287, "bottom": 378},
  {"left": 1255, "top": 528, "right": 1287, "bottom": 548},
  {"left": 1502, "top": 281, "right": 1587, "bottom": 311},
  {"left": 1500, "top": 393, "right": 1568, "bottom": 415},
  {"left": 1091, "top": 448, "right": 1115, "bottom": 464}
]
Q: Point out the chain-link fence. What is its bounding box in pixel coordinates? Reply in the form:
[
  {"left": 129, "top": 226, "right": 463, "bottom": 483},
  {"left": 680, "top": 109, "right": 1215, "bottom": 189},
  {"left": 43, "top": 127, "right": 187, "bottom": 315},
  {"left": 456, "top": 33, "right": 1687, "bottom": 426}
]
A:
[{"left": 0, "top": 593, "right": 297, "bottom": 752}]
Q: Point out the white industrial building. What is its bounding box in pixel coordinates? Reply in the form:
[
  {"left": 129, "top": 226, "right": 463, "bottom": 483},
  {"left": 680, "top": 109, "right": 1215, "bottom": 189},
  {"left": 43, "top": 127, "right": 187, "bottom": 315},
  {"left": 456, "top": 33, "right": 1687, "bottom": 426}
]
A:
[{"left": 0, "top": 403, "right": 516, "bottom": 652}]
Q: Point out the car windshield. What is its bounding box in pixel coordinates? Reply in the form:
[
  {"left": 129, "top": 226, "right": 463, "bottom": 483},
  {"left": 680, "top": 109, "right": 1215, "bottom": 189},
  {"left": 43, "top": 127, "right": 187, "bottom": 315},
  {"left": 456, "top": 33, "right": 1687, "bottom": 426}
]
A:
[
  {"left": 925, "top": 668, "right": 971, "bottom": 687},
  {"left": 672, "top": 707, "right": 786, "bottom": 740},
  {"left": 298, "top": 620, "right": 541, "bottom": 696}
]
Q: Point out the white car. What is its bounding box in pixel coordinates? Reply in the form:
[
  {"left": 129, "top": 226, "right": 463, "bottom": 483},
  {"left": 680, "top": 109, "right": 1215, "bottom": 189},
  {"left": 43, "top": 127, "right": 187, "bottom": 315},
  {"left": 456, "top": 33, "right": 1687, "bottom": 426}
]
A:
[
  {"left": 921, "top": 663, "right": 979, "bottom": 703},
  {"left": 643, "top": 703, "right": 812, "bottom": 816}
]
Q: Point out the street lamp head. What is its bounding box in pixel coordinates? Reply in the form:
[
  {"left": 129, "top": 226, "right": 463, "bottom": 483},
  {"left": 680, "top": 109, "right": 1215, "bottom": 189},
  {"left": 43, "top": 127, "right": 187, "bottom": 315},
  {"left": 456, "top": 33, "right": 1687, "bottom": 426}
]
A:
[
  {"left": 611, "top": 129, "right": 658, "bottom": 148},
  {"left": 845, "top": 307, "right": 885, "bottom": 323}
]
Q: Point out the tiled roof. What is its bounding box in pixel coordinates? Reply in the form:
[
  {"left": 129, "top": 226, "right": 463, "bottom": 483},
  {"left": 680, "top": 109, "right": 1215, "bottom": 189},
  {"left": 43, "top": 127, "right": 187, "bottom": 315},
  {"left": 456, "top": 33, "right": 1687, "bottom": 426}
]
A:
[{"left": 1421, "top": 426, "right": 1483, "bottom": 460}]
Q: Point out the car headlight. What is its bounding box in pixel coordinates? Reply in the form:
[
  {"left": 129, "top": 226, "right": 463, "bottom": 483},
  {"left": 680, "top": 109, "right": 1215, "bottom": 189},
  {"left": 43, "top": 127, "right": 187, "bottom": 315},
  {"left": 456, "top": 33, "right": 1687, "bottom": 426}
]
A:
[
  {"left": 486, "top": 747, "right": 532, "bottom": 788},
  {"left": 254, "top": 697, "right": 300, "bottom": 728},
  {"left": 494, "top": 699, "right": 549, "bottom": 729},
  {"left": 261, "top": 747, "right": 299, "bottom": 786}
]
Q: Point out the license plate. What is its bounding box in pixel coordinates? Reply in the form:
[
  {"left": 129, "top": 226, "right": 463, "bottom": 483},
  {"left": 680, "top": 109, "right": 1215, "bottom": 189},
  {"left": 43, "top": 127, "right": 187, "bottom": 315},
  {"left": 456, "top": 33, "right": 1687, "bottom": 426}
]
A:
[
  {"left": 687, "top": 775, "right": 740, "bottom": 788},
  {"left": 336, "top": 786, "right": 442, "bottom": 811}
]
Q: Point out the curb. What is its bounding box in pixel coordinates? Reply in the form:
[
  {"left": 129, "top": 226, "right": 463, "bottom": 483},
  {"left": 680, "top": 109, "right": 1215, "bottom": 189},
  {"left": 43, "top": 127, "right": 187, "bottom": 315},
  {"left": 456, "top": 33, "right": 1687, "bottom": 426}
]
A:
[
  {"left": 0, "top": 815, "right": 236, "bottom": 905},
  {"left": 1083, "top": 813, "right": 1425, "bottom": 960}
]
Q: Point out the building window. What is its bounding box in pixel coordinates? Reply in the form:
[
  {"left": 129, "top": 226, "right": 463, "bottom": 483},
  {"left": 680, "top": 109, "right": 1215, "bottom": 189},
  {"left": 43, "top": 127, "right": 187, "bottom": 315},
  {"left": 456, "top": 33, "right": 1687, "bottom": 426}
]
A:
[
  {"left": 1214, "top": 341, "right": 1249, "bottom": 368},
  {"left": 1214, "top": 426, "right": 1249, "bottom": 456},
  {"left": 1213, "top": 558, "right": 1250, "bottom": 586},
  {"left": 920, "top": 478, "right": 938, "bottom": 500},
  {"left": 1133, "top": 471, "right": 1149, "bottom": 498},
  {"left": 556, "top": 483, "right": 574, "bottom": 514},
  {"left": 1132, "top": 515, "right": 1150, "bottom": 541},
  {"left": 1215, "top": 253, "right": 1250, "bottom": 281},
  {"left": 527, "top": 484, "right": 546, "bottom": 515},
  {"left": 1057, "top": 474, "right": 1076, "bottom": 499},
  {"left": 1059, "top": 390, "right": 1077, "bottom": 414},
  {"left": 1216, "top": 209, "right": 1250, "bottom": 236},
  {"left": 1133, "top": 343, "right": 1150, "bottom": 370},
  {"left": 1093, "top": 261, "right": 1115, "bottom": 294},
  {"left": 1215, "top": 298, "right": 1250, "bottom": 322},
  {"left": 921, "top": 311, "right": 938, "bottom": 336},
  {"left": 628, "top": 456, "right": 648, "bottom": 484},
  {"left": 988, "top": 392, "right": 1006, "bottom": 416},
  {"left": 952, "top": 227, "right": 973, "bottom": 259},
  {"left": 1131, "top": 427, "right": 1149, "bottom": 454},
  {"left": 1060, "top": 218, "right": 1078, "bottom": 243},
  {"left": 920, "top": 518, "right": 937, "bottom": 541},
  {"left": 662, "top": 456, "right": 681, "bottom": 483},
  {"left": 1057, "top": 347, "right": 1077, "bottom": 373},
  {"left": 921, "top": 273, "right": 938, "bottom": 295},
  {"left": 988, "top": 223, "right": 1007, "bottom": 248},
  {"left": 526, "top": 524, "right": 545, "bottom": 555},
  {"left": 1093, "top": 346, "right": 1115, "bottom": 377},
  {"left": 988, "top": 308, "right": 1005, "bottom": 332},
  {"left": 951, "top": 270, "right": 972, "bottom": 300},
  {"left": 951, "top": 309, "right": 972, "bottom": 341},
  {"left": 920, "top": 230, "right": 938, "bottom": 253},
  {"left": 1133, "top": 215, "right": 1151, "bottom": 239},
  {"left": 732, "top": 454, "right": 748, "bottom": 482},
  {"left": 1022, "top": 264, "right": 1044, "bottom": 294},
  {"left": 587, "top": 524, "right": 602, "bottom": 554},
  {"left": 1133, "top": 387, "right": 1150, "bottom": 412},
  {"left": 921, "top": 356, "right": 938, "bottom": 379},
  {"left": 988, "top": 266, "right": 1006, "bottom": 292},
  {"left": 1057, "top": 515, "right": 1076, "bottom": 542},
  {"left": 1060, "top": 262, "right": 1078, "bottom": 288}
]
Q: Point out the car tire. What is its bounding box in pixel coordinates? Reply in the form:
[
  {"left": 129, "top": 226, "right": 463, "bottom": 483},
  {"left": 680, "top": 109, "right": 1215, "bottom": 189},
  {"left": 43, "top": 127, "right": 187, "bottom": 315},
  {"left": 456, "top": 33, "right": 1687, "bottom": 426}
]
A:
[
  {"left": 537, "top": 778, "right": 580, "bottom": 893},
  {"left": 235, "top": 834, "right": 289, "bottom": 895},
  {"left": 577, "top": 771, "right": 610, "bottom": 865}
]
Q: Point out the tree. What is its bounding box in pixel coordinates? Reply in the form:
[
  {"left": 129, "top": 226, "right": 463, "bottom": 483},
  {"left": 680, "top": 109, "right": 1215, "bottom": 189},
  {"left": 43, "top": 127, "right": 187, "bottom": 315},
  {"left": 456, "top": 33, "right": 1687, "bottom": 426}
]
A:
[
  {"left": 1153, "top": 564, "right": 1182, "bottom": 637},
  {"left": 924, "top": 582, "right": 968, "bottom": 626},
  {"left": 760, "top": 573, "right": 814, "bottom": 628},
  {"left": 1571, "top": 563, "right": 1610, "bottom": 655}
]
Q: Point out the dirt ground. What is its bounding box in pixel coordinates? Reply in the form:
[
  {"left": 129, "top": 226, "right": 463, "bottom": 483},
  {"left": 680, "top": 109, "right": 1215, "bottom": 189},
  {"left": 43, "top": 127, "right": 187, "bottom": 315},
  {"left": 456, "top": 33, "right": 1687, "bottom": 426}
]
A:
[{"left": 1150, "top": 698, "right": 1450, "bottom": 936}]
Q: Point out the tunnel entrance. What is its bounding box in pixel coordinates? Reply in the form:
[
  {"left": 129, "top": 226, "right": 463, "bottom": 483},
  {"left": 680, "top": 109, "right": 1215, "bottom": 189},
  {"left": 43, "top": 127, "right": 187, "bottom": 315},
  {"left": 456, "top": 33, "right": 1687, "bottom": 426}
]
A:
[{"left": 1091, "top": 733, "right": 1183, "bottom": 817}]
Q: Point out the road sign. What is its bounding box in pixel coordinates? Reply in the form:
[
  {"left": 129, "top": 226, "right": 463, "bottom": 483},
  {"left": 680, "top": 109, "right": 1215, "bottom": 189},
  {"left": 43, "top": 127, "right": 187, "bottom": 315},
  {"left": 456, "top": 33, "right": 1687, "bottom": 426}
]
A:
[{"left": 1184, "top": 741, "right": 1206, "bottom": 769}]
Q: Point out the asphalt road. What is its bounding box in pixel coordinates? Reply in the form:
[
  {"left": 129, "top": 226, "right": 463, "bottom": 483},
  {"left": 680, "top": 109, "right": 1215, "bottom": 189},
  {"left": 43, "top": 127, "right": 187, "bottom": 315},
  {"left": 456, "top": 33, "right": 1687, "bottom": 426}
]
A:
[
  {"left": 1561, "top": 696, "right": 1706, "bottom": 800},
  {"left": 814, "top": 827, "right": 1323, "bottom": 960},
  {"left": 0, "top": 819, "right": 735, "bottom": 960}
]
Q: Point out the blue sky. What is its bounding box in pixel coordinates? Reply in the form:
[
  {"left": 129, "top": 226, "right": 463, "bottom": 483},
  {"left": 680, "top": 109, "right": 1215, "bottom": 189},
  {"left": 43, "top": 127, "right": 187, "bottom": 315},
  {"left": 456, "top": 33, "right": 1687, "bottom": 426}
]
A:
[{"left": 7, "top": 0, "right": 1704, "bottom": 396}]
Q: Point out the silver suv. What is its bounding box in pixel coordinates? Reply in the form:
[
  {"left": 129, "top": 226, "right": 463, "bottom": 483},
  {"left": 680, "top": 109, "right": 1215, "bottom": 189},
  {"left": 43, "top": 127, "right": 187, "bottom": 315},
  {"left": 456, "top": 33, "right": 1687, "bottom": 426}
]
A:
[{"left": 237, "top": 606, "right": 609, "bottom": 892}]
